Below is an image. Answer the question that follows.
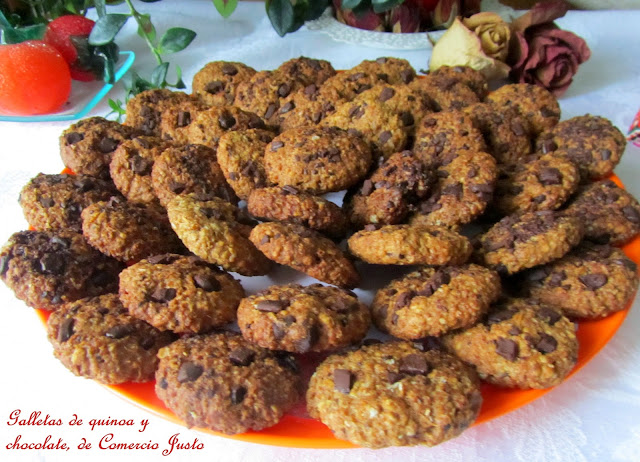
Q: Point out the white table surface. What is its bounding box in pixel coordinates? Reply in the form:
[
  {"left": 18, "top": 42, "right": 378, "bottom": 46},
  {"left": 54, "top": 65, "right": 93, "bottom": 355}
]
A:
[{"left": 1, "top": 2, "right": 640, "bottom": 461}]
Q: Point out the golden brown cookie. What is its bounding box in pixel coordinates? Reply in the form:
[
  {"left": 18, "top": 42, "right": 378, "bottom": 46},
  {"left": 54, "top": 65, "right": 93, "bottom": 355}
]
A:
[
  {"left": 428, "top": 65, "right": 489, "bottom": 99},
  {"left": 237, "top": 283, "right": 370, "bottom": 353},
  {"left": 185, "top": 106, "right": 266, "bottom": 149},
  {"left": 249, "top": 222, "right": 359, "bottom": 288},
  {"left": 350, "top": 57, "right": 416, "bottom": 85},
  {"left": 192, "top": 61, "right": 257, "bottom": 106},
  {"left": 410, "top": 73, "right": 481, "bottom": 112},
  {"left": 276, "top": 56, "right": 336, "bottom": 87},
  {"left": 269, "top": 83, "right": 344, "bottom": 131},
  {"left": 124, "top": 89, "right": 197, "bottom": 136},
  {"left": 158, "top": 98, "right": 209, "bottom": 144},
  {"left": 307, "top": 341, "right": 482, "bottom": 448}
]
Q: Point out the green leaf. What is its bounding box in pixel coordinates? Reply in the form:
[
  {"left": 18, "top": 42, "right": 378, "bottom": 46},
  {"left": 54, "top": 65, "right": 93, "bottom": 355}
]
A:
[
  {"left": 303, "top": 0, "right": 331, "bottom": 21},
  {"left": 1, "top": 24, "right": 47, "bottom": 44},
  {"left": 173, "top": 65, "right": 186, "bottom": 89},
  {"left": 157, "top": 27, "right": 196, "bottom": 54},
  {"left": 212, "top": 0, "right": 239, "bottom": 19},
  {"left": 89, "top": 13, "right": 129, "bottom": 45},
  {"left": 266, "top": 0, "right": 294, "bottom": 37},
  {"left": 151, "top": 62, "right": 169, "bottom": 88},
  {"left": 94, "top": 0, "right": 107, "bottom": 17},
  {"left": 371, "top": 0, "right": 404, "bottom": 13},
  {"left": 127, "top": 71, "right": 156, "bottom": 95},
  {"left": 137, "top": 13, "right": 156, "bottom": 43},
  {"left": 341, "top": 0, "right": 363, "bottom": 10}
]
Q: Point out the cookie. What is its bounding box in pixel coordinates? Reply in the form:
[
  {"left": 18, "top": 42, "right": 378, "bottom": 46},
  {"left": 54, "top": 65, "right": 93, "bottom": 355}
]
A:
[
  {"left": 185, "top": 106, "right": 266, "bottom": 150},
  {"left": 166, "top": 194, "right": 272, "bottom": 276},
  {"left": 564, "top": 180, "right": 640, "bottom": 245},
  {"left": 476, "top": 210, "right": 584, "bottom": 275},
  {"left": 158, "top": 98, "right": 209, "bottom": 144},
  {"left": 485, "top": 83, "right": 560, "bottom": 136},
  {"left": 318, "top": 70, "right": 382, "bottom": 103},
  {"left": 345, "top": 150, "right": 433, "bottom": 228},
  {"left": 428, "top": 65, "right": 489, "bottom": 99},
  {"left": 47, "top": 294, "right": 174, "bottom": 384},
  {"left": 247, "top": 186, "right": 348, "bottom": 238},
  {"left": 276, "top": 56, "right": 336, "bottom": 87},
  {"left": 492, "top": 153, "right": 580, "bottom": 215},
  {"left": 237, "top": 283, "right": 370, "bottom": 353},
  {"left": 19, "top": 173, "right": 117, "bottom": 233},
  {"left": 306, "top": 341, "right": 482, "bottom": 448},
  {"left": 347, "top": 224, "right": 472, "bottom": 266},
  {"left": 269, "top": 83, "right": 343, "bottom": 131},
  {"left": 249, "top": 222, "right": 359, "bottom": 288},
  {"left": 109, "top": 136, "right": 172, "bottom": 205},
  {"left": 234, "top": 70, "right": 304, "bottom": 122},
  {"left": 413, "top": 111, "right": 487, "bottom": 165},
  {"left": 155, "top": 332, "right": 301, "bottom": 434},
  {"left": 523, "top": 242, "right": 639, "bottom": 319},
  {"left": 0, "top": 230, "right": 123, "bottom": 311},
  {"left": 321, "top": 97, "right": 410, "bottom": 159},
  {"left": 350, "top": 57, "right": 416, "bottom": 85},
  {"left": 535, "top": 114, "right": 627, "bottom": 181},
  {"left": 119, "top": 254, "right": 245, "bottom": 333},
  {"left": 372, "top": 264, "right": 501, "bottom": 338},
  {"left": 355, "top": 84, "right": 434, "bottom": 128},
  {"left": 216, "top": 129, "right": 275, "bottom": 200},
  {"left": 410, "top": 74, "right": 481, "bottom": 112},
  {"left": 151, "top": 143, "right": 237, "bottom": 207},
  {"left": 81, "top": 197, "right": 183, "bottom": 262},
  {"left": 463, "top": 103, "right": 533, "bottom": 165},
  {"left": 124, "top": 89, "right": 196, "bottom": 136},
  {"left": 444, "top": 298, "right": 578, "bottom": 389},
  {"left": 60, "top": 117, "right": 136, "bottom": 179},
  {"left": 192, "top": 61, "right": 257, "bottom": 106},
  {"left": 411, "top": 149, "right": 497, "bottom": 228},
  {"left": 264, "top": 126, "right": 372, "bottom": 194}
]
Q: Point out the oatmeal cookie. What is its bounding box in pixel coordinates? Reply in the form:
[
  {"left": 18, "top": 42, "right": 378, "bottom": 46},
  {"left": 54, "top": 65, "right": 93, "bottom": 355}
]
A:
[
  {"left": 47, "top": 294, "right": 174, "bottom": 384},
  {"left": 564, "top": 179, "right": 640, "bottom": 245},
  {"left": 444, "top": 298, "right": 578, "bottom": 389},
  {"left": 237, "top": 283, "right": 370, "bottom": 353},
  {"left": 428, "top": 65, "right": 489, "bottom": 99},
  {"left": 166, "top": 194, "right": 272, "bottom": 276},
  {"left": 0, "top": 230, "right": 123, "bottom": 310},
  {"left": 192, "top": 61, "right": 257, "bottom": 106},
  {"left": 234, "top": 70, "right": 305, "bottom": 122},
  {"left": 306, "top": 341, "right": 482, "bottom": 448},
  {"left": 124, "top": 89, "right": 197, "bottom": 136},
  {"left": 151, "top": 143, "right": 237, "bottom": 207},
  {"left": 276, "top": 56, "right": 336, "bottom": 87},
  {"left": 318, "top": 70, "right": 381, "bottom": 103},
  {"left": 249, "top": 222, "right": 359, "bottom": 288},
  {"left": 216, "top": 129, "right": 275, "bottom": 200},
  {"left": 410, "top": 74, "right": 480, "bottom": 112},
  {"left": 158, "top": 98, "right": 209, "bottom": 144},
  {"left": 535, "top": 114, "right": 627, "bottom": 181},
  {"left": 264, "top": 126, "right": 372, "bottom": 194},
  {"left": 269, "top": 83, "right": 344, "bottom": 131},
  {"left": 485, "top": 83, "right": 560, "bottom": 135},
  {"left": 523, "top": 243, "right": 638, "bottom": 319},
  {"left": 476, "top": 210, "right": 584, "bottom": 275},
  {"left": 351, "top": 57, "right": 416, "bottom": 85},
  {"left": 186, "top": 106, "right": 266, "bottom": 149},
  {"left": 372, "top": 264, "right": 501, "bottom": 338},
  {"left": 60, "top": 117, "right": 136, "bottom": 178},
  {"left": 19, "top": 173, "right": 117, "bottom": 233},
  {"left": 155, "top": 332, "right": 301, "bottom": 434},
  {"left": 348, "top": 224, "right": 472, "bottom": 266},
  {"left": 119, "top": 254, "right": 244, "bottom": 333},
  {"left": 247, "top": 186, "right": 348, "bottom": 238}
]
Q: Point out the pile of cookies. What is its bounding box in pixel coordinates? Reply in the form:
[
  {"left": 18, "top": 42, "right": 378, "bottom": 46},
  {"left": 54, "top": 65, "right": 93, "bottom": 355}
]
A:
[{"left": 1, "top": 55, "right": 639, "bottom": 449}]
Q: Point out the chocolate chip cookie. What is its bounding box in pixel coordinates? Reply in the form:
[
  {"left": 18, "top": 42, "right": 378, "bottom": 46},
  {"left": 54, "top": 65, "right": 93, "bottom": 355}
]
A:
[
  {"left": 372, "top": 264, "right": 501, "bottom": 338},
  {"left": 249, "top": 222, "right": 359, "bottom": 288},
  {"left": 192, "top": 61, "right": 257, "bottom": 106},
  {"left": 276, "top": 56, "right": 336, "bottom": 87},
  {"left": 0, "top": 230, "right": 123, "bottom": 310},
  {"left": 237, "top": 283, "right": 370, "bottom": 353},
  {"left": 186, "top": 106, "right": 266, "bottom": 150},
  {"left": 428, "top": 65, "right": 489, "bottom": 99},
  {"left": 444, "top": 298, "right": 578, "bottom": 389},
  {"left": 47, "top": 293, "right": 174, "bottom": 384},
  {"left": 410, "top": 74, "right": 481, "bottom": 112},
  {"left": 351, "top": 57, "right": 416, "bottom": 85},
  {"left": 155, "top": 331, "right": 301, "bottom": 434},
  {"left": 270, "top": 83, "right": 344, "bottom": 131},
  {"left": 124, "top": 89, "right": 197, "bottom": 136},
  {"left": 234, "top": 70, "right": 304, "bottom": 122},
  {"left": 306, "top": 341, "right": 482, "bottom": 448}
]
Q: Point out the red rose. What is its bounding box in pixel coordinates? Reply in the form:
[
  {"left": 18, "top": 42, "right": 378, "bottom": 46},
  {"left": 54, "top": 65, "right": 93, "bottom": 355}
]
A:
[{"left": 510, "top": 24, "right": 591, "bottom": 97}]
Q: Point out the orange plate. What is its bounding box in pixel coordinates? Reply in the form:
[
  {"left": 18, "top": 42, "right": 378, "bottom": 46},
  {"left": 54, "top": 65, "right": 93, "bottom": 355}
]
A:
[{"left": 36, "top": 175, "right": 638, "bottom": 449}]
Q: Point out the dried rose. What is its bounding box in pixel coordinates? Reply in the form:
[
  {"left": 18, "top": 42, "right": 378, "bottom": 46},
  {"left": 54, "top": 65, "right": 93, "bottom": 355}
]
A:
[
  {"left": 509, "top": 1, "right": 591, "bottom": 96},
  {"left": 432, "top": 0, "right": 481, "bottom": 29},
  {"left": 463, "top": 12, "right": 511, "bottom": 62},
  {"left": 388, "top": 5, "right": 421, "bottom": 33},
  {"left": 333, "top": 1, "right": 385, "bottom": 32},
  {"left": 430, "top": 17, "right": 510, "bottom": 80}
]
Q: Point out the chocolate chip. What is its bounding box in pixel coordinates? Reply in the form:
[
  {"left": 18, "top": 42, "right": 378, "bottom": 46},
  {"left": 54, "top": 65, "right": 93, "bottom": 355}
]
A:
[
  {"left": 622, "top": 206, "right": 640, "bottom": 223},
  {"left": 193, "top": 274, "right": 221, "bottom": 292},
  {"left": 328, "top": 298, "right": 355, "bottom": 313},
  {"left": 527, "top": 267, "right": 550, "bottom": 282},
  {"left": 400, "top": 111, "right": 414, "bottom": 126},
  {"left": 229, "top": 348, "right": 255, "bottom": 366},
  {"left": 495, "top": 337, "right": 519, "bottom": 361},
  {"left": 304, "top": 84, "right": 318, "bottom": 96},
  {"left": 400, "top": 69, "right": 413, "bottom": 83},
  {"left": 535, "top": 334, "right": 557, "bottom": 353},
  {"left": 360, "top": 179, "right": 374, "bottom": 196},
  {"left": 275, "top": 352, "right": 299, "bottom": 373},
  {"left": 600, "top": 149, "right": 612, "bottom": 160},
  {"left": 221, "top": 63, "right": 238, "bottom": 75},
  {"left": 150, "top": 287, "right": 177, "bottom": 303},
  {"left": 540, "top": 139, "right": 558, "bottom": 153},
  {"left": 537, "top": 307, "right": 562, "bottom": 325},
  {"left": 129, "top": 154, "right": 152, "bottom": 175},
  {"left": 280, "top": 101, "right": 295, "bottom": 114},
  {"left": 73, "top": 178, "right": 96, "bottom": 192},
  {"left": 333, "top": 369, "right": 353, "bottom": 393},
  {"left": 168, "top": 181, "right": 185, "bottom": 194},
  {"left": 442, "top": 182, "right": 463, "bottom": 200},
  {"left": 177, "top": 362, "right": 203, "bottom": 383},
  {"left": 538, "top": 167, "right": 562, "bottom": 185},
  {"left": 387, "top": 371, "right": 403, "bottom": 383},
  {"left": 395, "top": 291, "right": 414, "bottom": 309},
  {"left": 271, "top": 140, "right": 284, "bottom": 151},
  {"left": 533, "top": 194, "right": 547, "bottom": 204},
  {"left": 176, "top": 110, "right": 191, "bottom": 127},
  {"left": 218, "top": 111, "right": 236, "bottom": 129},
  {"left": 276, "top": 83, "right": 291, "bottom": 98},
  {"left": 147, "top": 254, "right": 179, "bottom": 265},
  {"left": 508, "top": 326, "right": 522, "bottom": 336},
  {"left": 39, "top": 254, "right": 65, "bottom": 275},
  {"left": 511, "top": 121, "right": 525, "bottom": 136},
  {"left": 65, "top": 132, "right": 84, "bottom": 144},
  {"left": 579, "top": 273, "right": 608, "bottom": 290},
  {"left": 205, "top": 80, "right": 224, "bottom": 94},
  {"left": 296, "top": 324, "right": 318, "bottom": 353},
  {"left": 264, "top": 103, "right": 277, "bottom": 119},
  {"left": 256, "top": 300, "right": 287, "bottom": 312},
  {"left": 105, "top": 324, "right": 135, "bottom": 339},
  {"left": 0, "top": 254, "right": 10, "bottom": 276},
  {"left": 399, "top": 354, "right": 429, "bottom": 375},
  {"left": 158, "top": 377, "right": 168, "bottom": 389},
  {"left": 378, "top": 87, "right": 395, "bottom": 102},
  {"left": 39, "top": 197, "right": 54, "bottom": 208},
  {"left": 98, "top": 137, "right": 118, "bottom": 153},
  {"left": 487, "top": 309, "right": 517, "bottom": 325},
  {"left": 58, "top": 318, "right": 75, "bottom": 342},
  {"left": 547, "top": 271, "right": 567, "bottom": 288},
  {"left": 540, "top": 107, "right": 558, "bottom": 118},
  {"left": 230, "top": 386, "right": 247, "bottom": 404}
]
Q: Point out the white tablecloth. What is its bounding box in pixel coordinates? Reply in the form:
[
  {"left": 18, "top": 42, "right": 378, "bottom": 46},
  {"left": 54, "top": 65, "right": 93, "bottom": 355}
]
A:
[{"left": 1, "top": 2, "right": 640, "bottom": 461}]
